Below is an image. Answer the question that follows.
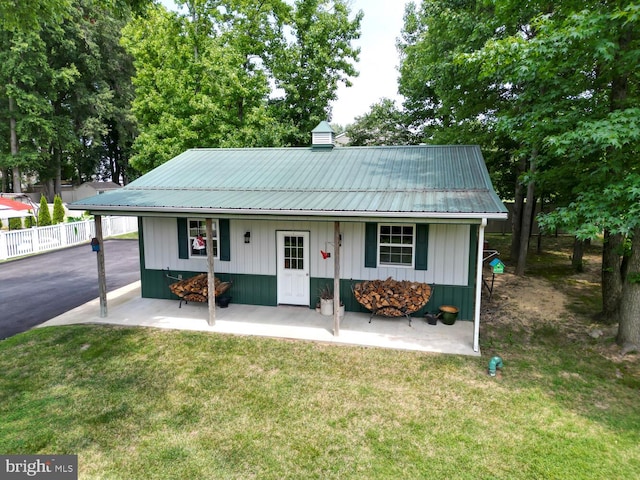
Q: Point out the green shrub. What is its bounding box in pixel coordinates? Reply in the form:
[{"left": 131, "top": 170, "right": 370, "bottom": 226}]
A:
[
  {"left": 9, "top": 217, "right": 22, "bottom": 230},
  {"left": 24, "top": 214, "right": 36, "bottom": 228},
  {"left": 67, "top": 211, "right": 92, "bottom": 223},
  {"left": 53, "top": 195, "right": 65, "bottom": 224},
  {"left": 38, "top": 196, "right": 52, "bottom": 226}
]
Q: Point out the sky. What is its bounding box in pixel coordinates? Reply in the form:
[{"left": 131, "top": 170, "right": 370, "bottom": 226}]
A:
[
  {"left": 331, "top": 0, "right": 416, "bottom": 127},
  {"left": 159, "top": 0, "right": 417, "bottom": 128}
]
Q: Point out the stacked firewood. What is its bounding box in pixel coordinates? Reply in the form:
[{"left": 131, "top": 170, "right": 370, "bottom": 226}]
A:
[
  {"left": 169, "top": 273, "right": 232, "bottom": 303},
  {"left": 353, "top": 277, "right": 432, "bottom": 317}
]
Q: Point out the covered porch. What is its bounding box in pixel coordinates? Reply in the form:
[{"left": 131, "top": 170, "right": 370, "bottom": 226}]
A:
[{"left": 42, "top": 281, "right": 480, "bottom": 356}]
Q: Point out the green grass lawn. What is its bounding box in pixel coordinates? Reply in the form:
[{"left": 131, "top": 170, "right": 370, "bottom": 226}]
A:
[{"left": 1, "top": 235, "right": 639, "bottom": 479}]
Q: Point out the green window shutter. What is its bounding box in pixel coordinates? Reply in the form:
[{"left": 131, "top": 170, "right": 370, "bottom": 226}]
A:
[
  {"left": 365, "top": 222, "right": 377, "bottom": 268},
  {"left": 220, "top": 219, "right": 230, "bottom": 261},
  {"left": 415, "top": 224, "right": 429, "bottom": 270},
  {"left": 177, "top": 218, "right": 188, "bottom": 259}
]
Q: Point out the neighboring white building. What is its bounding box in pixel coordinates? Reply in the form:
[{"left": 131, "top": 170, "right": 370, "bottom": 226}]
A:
[{"left": 26, "top": 182, "right": 122, "bottom": 204}]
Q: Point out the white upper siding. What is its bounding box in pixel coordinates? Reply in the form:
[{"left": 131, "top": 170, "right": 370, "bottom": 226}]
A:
[{"left": 142, "top": 217, "right": 470, "bottom": 286}]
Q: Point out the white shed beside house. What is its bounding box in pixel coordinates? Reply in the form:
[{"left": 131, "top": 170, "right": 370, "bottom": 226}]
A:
[
  {"left": 70, "top": 122, "right": 507, "bottom": 351},
  {"left": 73, "top": 181, "right": 122, "bottom": 201},
  {"left": 25, "top": 181, "right": 122, "bottom": 204}
]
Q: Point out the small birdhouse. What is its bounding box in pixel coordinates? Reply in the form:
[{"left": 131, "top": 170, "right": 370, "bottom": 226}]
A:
[
  {"left": 489, "top": 258, "right": 505, "bottom": 274},
  {"left": 91, "top": 237, "right": 100, "bottom": 252}
]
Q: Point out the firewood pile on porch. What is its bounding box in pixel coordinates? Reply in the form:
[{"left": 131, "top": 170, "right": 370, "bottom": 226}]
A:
[
  {"left": 353, "top": 277, "right": 432, "bottom": 325},
  {"left": 168, "top": 273, "right": 232, "bottom": 304}
]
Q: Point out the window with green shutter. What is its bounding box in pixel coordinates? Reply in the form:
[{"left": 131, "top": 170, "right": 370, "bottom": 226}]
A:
[
  {"left": 177, "top": 218, "right": 230, "bottom": 261},
  {"left": 365, "top": 222, "right": 428, "bottom": 270},
  {"left": 378, "top": 224, "right": 415, "bottom": 267}
]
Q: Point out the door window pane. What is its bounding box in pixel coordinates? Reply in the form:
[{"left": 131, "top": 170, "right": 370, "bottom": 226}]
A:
[{"left": 284, "top": 235, "right": 304, "bottom": 270}]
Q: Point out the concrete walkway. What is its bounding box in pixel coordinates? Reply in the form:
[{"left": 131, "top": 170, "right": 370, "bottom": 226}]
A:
[{"left": 41, "top": 282, "right": 480, "bottom": 356}]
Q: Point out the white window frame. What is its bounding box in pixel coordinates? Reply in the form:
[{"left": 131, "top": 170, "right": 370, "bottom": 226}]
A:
[
  {"left": 188, "top": 219, "right": 218, "bottom": 259},
  {"left": 378, "top": 223, "right": 415, "bottom": 268}
]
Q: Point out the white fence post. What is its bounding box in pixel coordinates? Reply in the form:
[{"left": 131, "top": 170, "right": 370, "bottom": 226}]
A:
[
  {"left": 59, "top": 222, "right": 68, "bottom": 247},
  {"left": 0, "top": 232, "right": 7, "bottom": 260},
  {"left": 31, "top": 226, "right": 40, "bottom": 252}
]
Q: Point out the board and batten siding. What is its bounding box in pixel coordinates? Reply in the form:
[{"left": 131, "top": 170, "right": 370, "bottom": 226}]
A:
[{"left": 142, "top": 217, "right": 470, "bottom": 286}]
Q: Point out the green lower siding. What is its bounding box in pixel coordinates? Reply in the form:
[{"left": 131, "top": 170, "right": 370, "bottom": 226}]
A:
[
  {"left": 141, "top": 269, "right": 476, "bottom": 320},
  {"left": 311, "top": 278, "right": 474, "bottom": 320},
  {"left": 141, "top": 268, "right": 277, "bottom": 306}
]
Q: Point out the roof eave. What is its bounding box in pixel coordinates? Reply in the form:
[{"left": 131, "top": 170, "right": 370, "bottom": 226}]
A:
[{"left": 70, "top": 204, "right": 508, "bottom": 221}]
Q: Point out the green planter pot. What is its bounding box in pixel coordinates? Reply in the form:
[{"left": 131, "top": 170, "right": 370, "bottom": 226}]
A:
[{"left": 439, "top": 305, "right": 458, "bottom": 325}]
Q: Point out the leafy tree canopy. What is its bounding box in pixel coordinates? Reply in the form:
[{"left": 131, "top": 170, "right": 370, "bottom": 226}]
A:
[{"left": 124, "top": 0, "right": 362, "bottom": 173}]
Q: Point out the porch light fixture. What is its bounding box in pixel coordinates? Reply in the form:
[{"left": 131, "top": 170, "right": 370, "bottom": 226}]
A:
[{"left": 244, "top": 231, "right": 251, "bottom": 244}]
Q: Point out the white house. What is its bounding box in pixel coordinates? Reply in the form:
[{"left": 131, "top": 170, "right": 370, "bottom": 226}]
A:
[{"left": 70, "top": 122, "right": 507, "bottom": 351}]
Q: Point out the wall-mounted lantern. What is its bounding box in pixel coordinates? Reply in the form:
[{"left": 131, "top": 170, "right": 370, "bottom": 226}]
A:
[
  {"left": 244, "top": 231, "right": 251, "bottom": 244},
  {"left": 91, "top": 237, "right": 100, "bottom": 252}
]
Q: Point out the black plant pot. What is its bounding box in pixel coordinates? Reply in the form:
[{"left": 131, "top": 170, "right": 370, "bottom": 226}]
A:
[
  {"left": 425, "top": 313, "right": 438, "bottom": 325},
  {"left": 217, "top": 296, "right": 232, "bottom": 308}
]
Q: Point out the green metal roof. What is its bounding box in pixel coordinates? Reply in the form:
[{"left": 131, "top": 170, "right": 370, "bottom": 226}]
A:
[{"left": 71, "top": 145, "right": 507, "bottom": 219}]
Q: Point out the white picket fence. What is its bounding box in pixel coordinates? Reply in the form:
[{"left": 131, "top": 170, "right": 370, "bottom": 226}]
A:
[{"left": 0, "top": 216, "right": 138, "bottom": 260}]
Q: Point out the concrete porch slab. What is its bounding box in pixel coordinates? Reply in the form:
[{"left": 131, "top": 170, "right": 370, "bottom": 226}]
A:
[{"left": 41, "top": 281, "right": 480, "bottom": 356}]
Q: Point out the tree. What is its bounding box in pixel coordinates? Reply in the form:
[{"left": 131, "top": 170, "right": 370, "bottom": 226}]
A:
[
  {"left": 487, "top": 2, "right": 640, "bottom": 345},
  {"left": 38, "top": 195, "right": 52, "bottom": 226},
  {"left": 397, "top": 0, "right": 523, "bottom": 233},
  {"left": 1, "top": 0, "right": 142, "bottom": 194},
  {"left": 399, "top": 0, "right": 640, "bottom": 346},
  {"left": 52, "top": 194, "right": 65, "bottom": 224},
  {"left": 123, "top": 0, "right": 363, "bottom": 173},
  {"left": 0, "top": 0, "right": 149, "bottom": 34},
  {"left": 0, "top": 27, "right": 63, "bottom": 193},
  {"left": 346, "top": 99, "right": 413, "bottom": 146},
  {"left": 122, "top": 4, "right": 274, "bottom": 172},
  {"left": 39, "top": 0, "right": 138, "bottom": 193},
  {"left": 0, "top": 0, "right": 71, "bottom": 34},
  {"left": 268, "top": 0, "right": 362, "bottom": 146}
]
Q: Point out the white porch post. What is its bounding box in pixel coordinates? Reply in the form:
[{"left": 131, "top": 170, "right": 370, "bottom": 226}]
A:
[
  {"left": 333, "top": 221, "right": 341, "bottom": 336},
  {"left": 473, "top": 218, "right": 487, "bottom": 352},
  {"left": 95, "top": 214, "right": 107, "bottom": 318},
  {"left": 206, "top": 218, "right": 216, "bottom": 326}
]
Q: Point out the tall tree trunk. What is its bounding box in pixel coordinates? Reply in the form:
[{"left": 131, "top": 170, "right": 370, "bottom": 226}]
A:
[
  {"left": 9, "top": 97, "right": 21, "bottom": 193},
  {"left": 44, "top": 179, "right": 54, "bottom": 202},
  {"left": 603, "top": 25, "right": 631, "bottom": 327},
  {"left": 515, "top": 150, "right": 537, "bottom": 276},
  {"left": 1, "top": 168, "right": 7, "bottom": 192},
  {"left": 602, "top": 230, "right": 624, "bottom": 324},
  {"left": 572, "top": 237, "right": 585, "bottom": 273},
  {"left": 54, "top": 145, "right": 62, "bottom": 196},
  {"left": 510, "top": 156, "right": 527, "bottom": 260},
  {"left": 617, "top": 227, "right": 640, "bottom": 348},
  {"left": 536, "top": 196, "right": 544, "bottom": 254}
]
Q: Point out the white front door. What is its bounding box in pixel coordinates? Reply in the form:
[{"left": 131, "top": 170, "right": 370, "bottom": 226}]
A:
[{"left": 277, "top": 231, "right": 310, "bottom": 305}]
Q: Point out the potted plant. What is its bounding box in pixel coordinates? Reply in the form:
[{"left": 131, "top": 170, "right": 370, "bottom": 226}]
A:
[
  {"left": 318, "top": 285, "right": 344, "bottom": 316},
  {"left": 318, "top": 284, "right": 334, "bottom": 316},
  {"left": 439, "top": 305, "right": 459, "bottom": 325}
]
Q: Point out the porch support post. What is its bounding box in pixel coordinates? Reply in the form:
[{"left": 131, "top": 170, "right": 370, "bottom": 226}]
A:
[
  {"left": 206, "top": 218, "right": 216, "bottom": 326},
  {"left": 95, "top": 214, "right": 107, "bottom": 318},
  {"left": 333, "top": 221, "right": 340, "bottom": 336},
  {"left": 473, "top": 218, "right": 487, "bottom": 352}
]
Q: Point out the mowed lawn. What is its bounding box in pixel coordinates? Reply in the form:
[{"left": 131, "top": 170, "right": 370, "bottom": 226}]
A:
[{"left": 1, "top": 320, "right": 639, "bottom": 479}]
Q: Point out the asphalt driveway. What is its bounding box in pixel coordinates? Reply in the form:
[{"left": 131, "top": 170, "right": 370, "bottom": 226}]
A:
[{"left": 0, "top": 239, "right": 140, "bottom": 340}]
